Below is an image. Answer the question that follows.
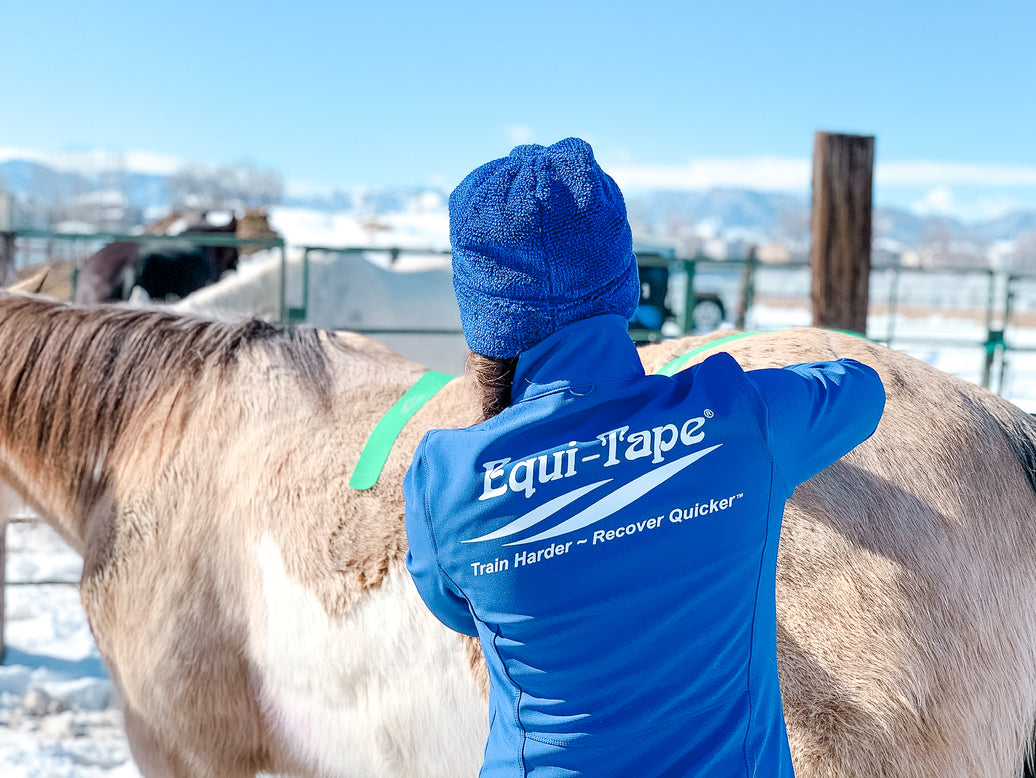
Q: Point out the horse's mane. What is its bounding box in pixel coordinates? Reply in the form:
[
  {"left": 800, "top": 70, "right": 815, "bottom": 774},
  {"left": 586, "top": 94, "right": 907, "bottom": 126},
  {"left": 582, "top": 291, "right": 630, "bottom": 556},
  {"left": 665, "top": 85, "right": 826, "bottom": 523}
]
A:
[{"left": 0, "top": 294, "right": 331, "bottom": 516}]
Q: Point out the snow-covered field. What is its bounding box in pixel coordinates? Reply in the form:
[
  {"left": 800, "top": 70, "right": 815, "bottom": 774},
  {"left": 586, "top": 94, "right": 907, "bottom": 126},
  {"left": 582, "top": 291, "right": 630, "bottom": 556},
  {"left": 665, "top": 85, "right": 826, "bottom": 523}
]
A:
[
  {"left": 0, "top": 516, "right": 140, "bottom": 777},
  {"left": 5, "top": 241, "right": 1036, "bottom": 774}
]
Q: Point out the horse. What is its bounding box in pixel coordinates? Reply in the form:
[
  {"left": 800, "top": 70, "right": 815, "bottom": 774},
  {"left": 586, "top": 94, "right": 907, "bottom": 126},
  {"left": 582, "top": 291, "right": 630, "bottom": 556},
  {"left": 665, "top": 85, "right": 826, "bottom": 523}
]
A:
[
  {"left": 1, "top": 279, "right": 1036, "bottom": 777},
  {"left": 74, "top": 213, "right": 240, "bottom": 305},
  {"left": 134, "top": 246, "right": 223, "bottom": 301},
  {"left": 72, "top": 240, "right": 141, "bottom": 304}
]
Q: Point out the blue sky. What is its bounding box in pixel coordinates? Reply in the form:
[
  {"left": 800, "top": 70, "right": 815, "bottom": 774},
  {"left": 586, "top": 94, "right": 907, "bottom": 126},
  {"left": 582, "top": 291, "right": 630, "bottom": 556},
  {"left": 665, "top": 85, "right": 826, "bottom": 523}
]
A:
[{"left": 2, "top": 0, "right": 1035, "bottom": 220}]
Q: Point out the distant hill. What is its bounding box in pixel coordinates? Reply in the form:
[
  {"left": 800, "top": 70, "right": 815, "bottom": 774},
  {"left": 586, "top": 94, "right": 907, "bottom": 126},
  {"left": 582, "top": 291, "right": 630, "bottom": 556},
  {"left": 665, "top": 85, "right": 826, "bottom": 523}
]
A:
[
  {"left": 0, "top": 159, "right": 171, "bottom": 210},
  {"left": 627, "top": 188, "right": 807, "bottom": 236},
  {"left": 625, "top": 188, "right": 1036, "bottom": 249},
  {"left": 3, "top": 156, "right": 1035, "bottom": 258}
]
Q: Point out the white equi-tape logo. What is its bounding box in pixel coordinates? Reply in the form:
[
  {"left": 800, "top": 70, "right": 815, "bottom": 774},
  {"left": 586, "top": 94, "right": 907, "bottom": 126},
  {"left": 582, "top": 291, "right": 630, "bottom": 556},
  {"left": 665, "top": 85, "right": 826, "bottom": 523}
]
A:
[{"left": 464, "top": 443, "right": 723, "bottom": 547}]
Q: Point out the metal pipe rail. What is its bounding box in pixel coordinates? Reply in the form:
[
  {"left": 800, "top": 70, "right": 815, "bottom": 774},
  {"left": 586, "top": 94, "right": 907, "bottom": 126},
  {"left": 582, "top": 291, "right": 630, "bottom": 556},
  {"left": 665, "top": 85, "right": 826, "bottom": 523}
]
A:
[
  {"left": 10, "top": 228, "right": 285, "bottom": 249},
  {"left": 282, "top": 246, "right": 1013, "bottom": 393}
]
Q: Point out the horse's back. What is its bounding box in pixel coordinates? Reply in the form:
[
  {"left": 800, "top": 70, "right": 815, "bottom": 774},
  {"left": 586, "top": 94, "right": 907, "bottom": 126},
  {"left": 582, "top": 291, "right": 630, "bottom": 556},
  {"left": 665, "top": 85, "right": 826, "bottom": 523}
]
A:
[{"left": 642, "top": 329, "right": 1036, "bottom": 777}]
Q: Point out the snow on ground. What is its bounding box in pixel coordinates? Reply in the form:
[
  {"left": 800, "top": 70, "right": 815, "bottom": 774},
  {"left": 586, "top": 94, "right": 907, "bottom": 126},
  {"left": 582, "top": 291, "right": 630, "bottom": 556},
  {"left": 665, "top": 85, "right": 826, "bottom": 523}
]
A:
[
  {"left": 175, "top": 247, "right": 468, "bottom": 375},
  {"left": 268, "top": 205, "right": 450, "bottom": 251},
  {"left": 0, "top": 516, "right": 141, "bottom": 777}
]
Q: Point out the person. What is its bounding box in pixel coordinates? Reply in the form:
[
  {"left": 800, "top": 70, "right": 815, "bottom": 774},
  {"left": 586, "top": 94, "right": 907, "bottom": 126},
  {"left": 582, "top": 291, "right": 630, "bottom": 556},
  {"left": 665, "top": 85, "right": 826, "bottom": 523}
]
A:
[{"left": 404, "top": 137, "right": 885, "bottom": 777}]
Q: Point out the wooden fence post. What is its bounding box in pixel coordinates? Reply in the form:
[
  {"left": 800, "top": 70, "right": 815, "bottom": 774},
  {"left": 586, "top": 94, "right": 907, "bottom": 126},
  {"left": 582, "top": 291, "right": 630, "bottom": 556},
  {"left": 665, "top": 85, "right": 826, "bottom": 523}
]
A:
[{"left": 810, "top": 131, "right": 875, "bottom": 334}]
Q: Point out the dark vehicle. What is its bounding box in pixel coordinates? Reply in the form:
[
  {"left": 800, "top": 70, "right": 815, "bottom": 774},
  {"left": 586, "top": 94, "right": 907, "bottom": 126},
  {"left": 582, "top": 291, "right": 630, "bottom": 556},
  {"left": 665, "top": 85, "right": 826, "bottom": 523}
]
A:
[{"left": 629, "top": 255, "right": 729, "bottom": 341}]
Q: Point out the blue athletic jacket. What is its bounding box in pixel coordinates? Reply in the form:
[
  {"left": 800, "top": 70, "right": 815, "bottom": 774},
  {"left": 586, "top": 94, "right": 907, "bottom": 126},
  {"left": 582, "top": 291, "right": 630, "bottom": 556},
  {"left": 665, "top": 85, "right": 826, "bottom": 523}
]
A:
[{"left": 404, "top": 314, "right": 885, "bottom": 777}]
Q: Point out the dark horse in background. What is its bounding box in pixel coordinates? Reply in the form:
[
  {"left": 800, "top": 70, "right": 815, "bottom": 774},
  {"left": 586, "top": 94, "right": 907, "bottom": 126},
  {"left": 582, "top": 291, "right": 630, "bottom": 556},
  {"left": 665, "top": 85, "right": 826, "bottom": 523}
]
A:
[{"left": 74, "top": 213, "right": 239, "bottom": 304}]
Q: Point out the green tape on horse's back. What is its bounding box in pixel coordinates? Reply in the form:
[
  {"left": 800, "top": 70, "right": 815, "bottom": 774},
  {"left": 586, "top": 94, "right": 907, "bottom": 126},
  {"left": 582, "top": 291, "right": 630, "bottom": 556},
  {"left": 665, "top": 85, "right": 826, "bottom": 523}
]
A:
[
  {"left": 349, "top": 370, "right": 455, "bottom": 490},
  {"left": 655, "top": 332, "right": 761, "bottom": 376},
  {"left": 654, "top": 327, "right": 873, "bottom": 377}
]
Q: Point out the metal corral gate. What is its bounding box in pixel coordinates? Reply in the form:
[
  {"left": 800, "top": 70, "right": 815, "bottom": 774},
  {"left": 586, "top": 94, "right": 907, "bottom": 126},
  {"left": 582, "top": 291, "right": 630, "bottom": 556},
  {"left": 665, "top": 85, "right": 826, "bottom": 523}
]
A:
[{"left": 286, "top": 247, "right": 1020, "bottom": 394}]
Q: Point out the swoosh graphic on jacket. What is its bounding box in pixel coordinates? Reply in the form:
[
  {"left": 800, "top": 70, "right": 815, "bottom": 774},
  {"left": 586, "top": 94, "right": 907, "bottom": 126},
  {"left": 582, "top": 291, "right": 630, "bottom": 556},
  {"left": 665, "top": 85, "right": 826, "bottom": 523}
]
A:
[
  {"left": 462, "top": 479, "right": 613, "bottom": 544},
  {"left": 505, "top": 444, "right": 723, "bottom": 546}
]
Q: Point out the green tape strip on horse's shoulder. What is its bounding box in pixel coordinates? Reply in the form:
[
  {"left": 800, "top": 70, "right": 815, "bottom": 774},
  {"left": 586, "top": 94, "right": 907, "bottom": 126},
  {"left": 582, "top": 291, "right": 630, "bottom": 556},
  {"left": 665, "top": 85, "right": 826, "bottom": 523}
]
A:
[
  {"left": 349, "top": 370, "right": 455, "bottom": 490},
  {"left": 654, "top": 327, "right": 873, "bottom": 377}
]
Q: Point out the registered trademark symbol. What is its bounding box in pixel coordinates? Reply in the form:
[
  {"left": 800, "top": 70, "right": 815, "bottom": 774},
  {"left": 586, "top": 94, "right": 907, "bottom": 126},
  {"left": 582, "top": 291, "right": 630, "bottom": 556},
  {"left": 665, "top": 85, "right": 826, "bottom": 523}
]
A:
[{"left": 704, "top": 409, "right": 714, "bottom": 418}]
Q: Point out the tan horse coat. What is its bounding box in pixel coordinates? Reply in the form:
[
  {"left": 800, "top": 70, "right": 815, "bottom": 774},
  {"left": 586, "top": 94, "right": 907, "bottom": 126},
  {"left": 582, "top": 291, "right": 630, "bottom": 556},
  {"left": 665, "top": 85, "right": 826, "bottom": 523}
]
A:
[{"left": 1, "top": 285, "right": 1035, "bottom": 777}]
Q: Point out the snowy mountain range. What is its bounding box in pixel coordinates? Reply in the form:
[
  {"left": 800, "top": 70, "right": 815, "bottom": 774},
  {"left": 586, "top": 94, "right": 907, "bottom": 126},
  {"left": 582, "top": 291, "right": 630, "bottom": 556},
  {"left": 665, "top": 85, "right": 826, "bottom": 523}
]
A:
[
  {"left": 3, "top": 157, "right": 1036, "bottom": 262},
  {"left": 0, "top": 159, "right": 170, "bottom": 212}
]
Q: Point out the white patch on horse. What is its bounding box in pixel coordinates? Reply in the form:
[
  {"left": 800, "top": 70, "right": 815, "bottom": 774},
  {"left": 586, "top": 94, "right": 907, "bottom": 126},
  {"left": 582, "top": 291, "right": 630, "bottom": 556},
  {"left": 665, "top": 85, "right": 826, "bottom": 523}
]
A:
[{"left": 253, "top": 535, "right": 486, "bottom": 777}]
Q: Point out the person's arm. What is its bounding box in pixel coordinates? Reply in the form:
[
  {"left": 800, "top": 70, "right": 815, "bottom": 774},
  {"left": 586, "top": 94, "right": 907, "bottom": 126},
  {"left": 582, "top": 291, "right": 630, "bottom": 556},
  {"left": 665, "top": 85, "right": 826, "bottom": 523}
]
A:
[
  {"left": 742, "top": 358, "right": 885, "bottom": 489},
  {"left": 404, "top": 439, "right": 479, "bottom": 637}
]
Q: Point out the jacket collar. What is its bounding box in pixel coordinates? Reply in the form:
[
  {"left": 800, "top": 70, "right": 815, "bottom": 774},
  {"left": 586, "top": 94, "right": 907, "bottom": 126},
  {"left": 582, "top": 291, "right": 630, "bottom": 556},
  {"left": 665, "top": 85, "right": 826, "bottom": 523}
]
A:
[{"left": 510, "top": 314, "right": 645, "bottom": 403}]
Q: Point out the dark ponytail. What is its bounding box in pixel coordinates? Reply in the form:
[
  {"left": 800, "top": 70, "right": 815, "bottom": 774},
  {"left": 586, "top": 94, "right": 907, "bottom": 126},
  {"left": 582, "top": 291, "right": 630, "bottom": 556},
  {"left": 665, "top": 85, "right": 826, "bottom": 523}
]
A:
[{"left": 467, "top": 351, "right": 518, "bottom": 422}]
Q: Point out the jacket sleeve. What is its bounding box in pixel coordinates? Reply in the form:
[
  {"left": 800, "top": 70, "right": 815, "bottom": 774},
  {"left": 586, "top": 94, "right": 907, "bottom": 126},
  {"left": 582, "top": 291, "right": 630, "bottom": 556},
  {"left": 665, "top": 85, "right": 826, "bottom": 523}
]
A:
[
  {"left": 404, "top": 438, "right": 479, "bottom": 637},
  {"left": 741, "top": 358, "right": 886, "bottom": 490}
]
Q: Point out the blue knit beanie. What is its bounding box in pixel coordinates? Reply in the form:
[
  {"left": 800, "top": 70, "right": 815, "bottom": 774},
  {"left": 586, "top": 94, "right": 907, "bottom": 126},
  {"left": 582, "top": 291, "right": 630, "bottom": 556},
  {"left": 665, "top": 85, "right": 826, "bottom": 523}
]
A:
[{"left": 450, "top": 137, "right": 639, "bottom": 359}]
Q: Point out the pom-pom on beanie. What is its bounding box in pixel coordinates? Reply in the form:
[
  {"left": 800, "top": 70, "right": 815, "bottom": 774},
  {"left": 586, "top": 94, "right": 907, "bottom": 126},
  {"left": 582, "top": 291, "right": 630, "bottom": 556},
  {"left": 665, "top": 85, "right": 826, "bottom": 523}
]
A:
[{"left": 450, "top": 137, "right": 639, "bottom": 359}]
